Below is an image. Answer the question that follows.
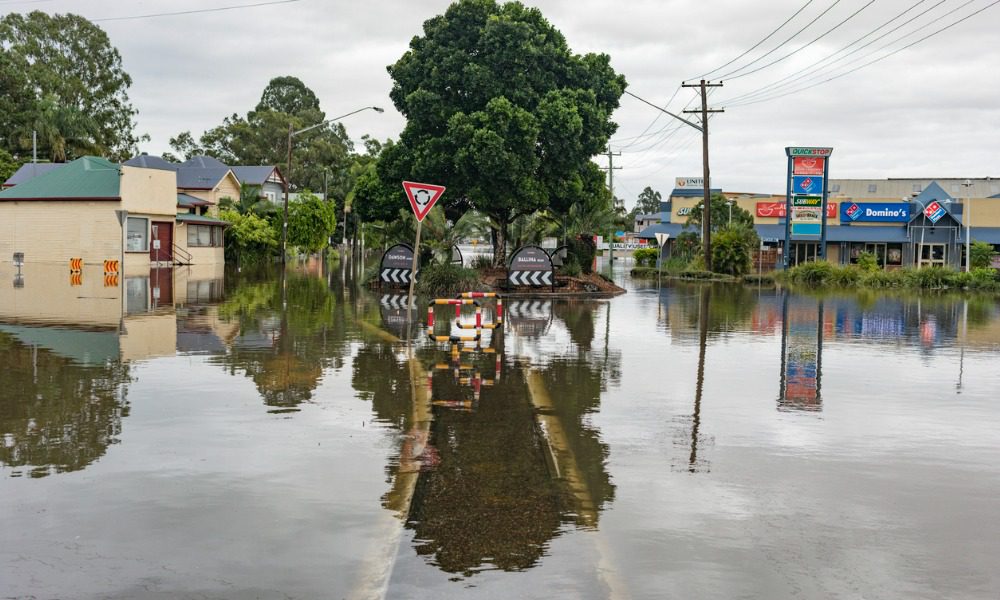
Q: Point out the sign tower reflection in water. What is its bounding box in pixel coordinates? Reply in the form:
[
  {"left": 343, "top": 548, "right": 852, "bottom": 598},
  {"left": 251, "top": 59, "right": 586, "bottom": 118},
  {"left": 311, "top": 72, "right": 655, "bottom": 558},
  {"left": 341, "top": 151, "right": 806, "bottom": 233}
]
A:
[{"left": 778, "top": 293, "right": 824, "bottom": 412}]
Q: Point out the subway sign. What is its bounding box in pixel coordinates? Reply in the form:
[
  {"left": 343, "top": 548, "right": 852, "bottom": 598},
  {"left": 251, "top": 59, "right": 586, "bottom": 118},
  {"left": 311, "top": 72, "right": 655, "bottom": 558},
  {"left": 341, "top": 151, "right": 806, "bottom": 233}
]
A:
[{"left": 841, "top": 202, "right": 911, "bottom": 222}]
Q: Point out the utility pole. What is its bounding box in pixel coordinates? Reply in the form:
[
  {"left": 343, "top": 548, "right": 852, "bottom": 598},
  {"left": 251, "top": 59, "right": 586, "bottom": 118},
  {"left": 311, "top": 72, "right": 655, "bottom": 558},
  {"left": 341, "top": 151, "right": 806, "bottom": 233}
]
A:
[
  {"left": 682, "top": 80, "right": 723, "bottom": 272},
  {"left": 603, "top": 145, "right": 622, "bottom": 266}
]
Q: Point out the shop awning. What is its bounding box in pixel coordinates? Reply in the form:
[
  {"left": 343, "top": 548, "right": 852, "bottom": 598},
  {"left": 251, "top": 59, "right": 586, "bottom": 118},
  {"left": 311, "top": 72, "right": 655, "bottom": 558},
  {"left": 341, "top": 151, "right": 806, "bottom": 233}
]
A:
[
  {"left": 636, "top": 222, "right": 689, "bottom": 239},
  {"left": 825, "top": 226, "right": 910, "bottom": 243}
]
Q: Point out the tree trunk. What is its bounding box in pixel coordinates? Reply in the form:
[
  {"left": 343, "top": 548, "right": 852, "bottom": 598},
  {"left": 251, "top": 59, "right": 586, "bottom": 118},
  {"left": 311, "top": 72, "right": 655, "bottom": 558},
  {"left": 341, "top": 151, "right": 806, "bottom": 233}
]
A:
[{"left": 493, "top": 217, "right": 508, "bottom": 268}]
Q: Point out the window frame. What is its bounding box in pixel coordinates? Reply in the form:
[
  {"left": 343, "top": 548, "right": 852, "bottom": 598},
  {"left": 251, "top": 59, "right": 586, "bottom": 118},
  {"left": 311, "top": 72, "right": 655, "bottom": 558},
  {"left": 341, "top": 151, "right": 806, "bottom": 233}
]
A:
[{"left": 126, "top": 217, "right": 149, "bottom": 253}]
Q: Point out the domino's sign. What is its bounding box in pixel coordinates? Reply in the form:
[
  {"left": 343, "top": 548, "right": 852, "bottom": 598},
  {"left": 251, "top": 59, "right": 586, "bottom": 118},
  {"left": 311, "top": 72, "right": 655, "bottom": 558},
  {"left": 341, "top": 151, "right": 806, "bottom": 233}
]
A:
[{"left": 841, "top": 202, "right": 910, "bottom": 223}]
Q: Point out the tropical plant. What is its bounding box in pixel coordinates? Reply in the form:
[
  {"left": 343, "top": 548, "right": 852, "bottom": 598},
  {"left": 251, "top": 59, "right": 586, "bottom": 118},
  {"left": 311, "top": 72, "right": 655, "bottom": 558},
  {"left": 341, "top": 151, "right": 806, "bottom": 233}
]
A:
[
  {"left": 219, "top": 182, "right": 277, "bottom": 217},
  {"left": 1, "top": 11, "right": 141, "bottom": 160},
  {"left": 711, "top": 223, "right": 759, "bottom": 276}
]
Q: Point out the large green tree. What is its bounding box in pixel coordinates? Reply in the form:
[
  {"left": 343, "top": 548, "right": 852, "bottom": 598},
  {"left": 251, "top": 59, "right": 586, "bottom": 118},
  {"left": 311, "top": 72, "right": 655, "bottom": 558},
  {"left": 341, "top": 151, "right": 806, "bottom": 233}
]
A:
[
  {"left": 685, "top": 193, "right": 755, "bottom": 233},
  {"left": 0, "top": 11, "right": 141, "bottom": 161},
  {"left": 170, "top": 76, "right": 353, "bottom": 195},
  {"left": 379, "top": 0, "right": 626, "bottom": 264},
  {"left": 633, "top": 186, "right": 662, "bottom": 216}
]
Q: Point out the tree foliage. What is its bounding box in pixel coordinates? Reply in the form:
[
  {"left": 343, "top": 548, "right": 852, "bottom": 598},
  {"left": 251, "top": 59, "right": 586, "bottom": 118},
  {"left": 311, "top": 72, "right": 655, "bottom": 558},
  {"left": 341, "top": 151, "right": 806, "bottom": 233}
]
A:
[
  {"left": 167, "top": 76, "right": 353, "bottom": 195},
  {"left": 379, "top": 0, "right": 626, "bottom": 264},
  {"left": 0, "top": 11, "right": 141, "bottom": 161},
  {"left": 711, "top": 223, "right": 760, "bottom": 276},
  {"left": 970, "top": 240, "right": 997, "bottom": 269},
  {"left": 287, "top": 191, "right": 337, "bottom": 253},
  {"left": 220, "top": 208, "right": 278, "bottom": 265},
  {"left": 633, "top": 186, "right": 662, "bottom": 216},
  {"left": 685, "top": 193, "right": 754, "bottom": 233}
]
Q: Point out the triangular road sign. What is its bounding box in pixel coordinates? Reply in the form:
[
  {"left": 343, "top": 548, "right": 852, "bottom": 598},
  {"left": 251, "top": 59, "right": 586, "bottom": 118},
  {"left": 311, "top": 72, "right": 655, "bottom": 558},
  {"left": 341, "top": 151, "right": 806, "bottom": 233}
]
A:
[
  {"left": 655, "top": 232, "right": 670, "bottom": 247},
  {"left": 402, "top": 180, "right": 446, "bottom": 222}
]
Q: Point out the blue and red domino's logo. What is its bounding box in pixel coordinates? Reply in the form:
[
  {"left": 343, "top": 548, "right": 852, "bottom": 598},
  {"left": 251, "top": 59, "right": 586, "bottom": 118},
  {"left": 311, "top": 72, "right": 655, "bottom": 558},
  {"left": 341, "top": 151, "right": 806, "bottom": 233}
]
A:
[{"left": 846, "top": 203, "right": 861, "bottom": 221}]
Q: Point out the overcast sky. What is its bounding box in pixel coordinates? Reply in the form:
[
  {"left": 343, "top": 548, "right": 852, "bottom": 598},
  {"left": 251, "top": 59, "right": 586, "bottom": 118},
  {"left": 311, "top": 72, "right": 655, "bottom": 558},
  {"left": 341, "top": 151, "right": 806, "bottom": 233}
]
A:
[{"left": 6, "top": 0, "right": 999, "bottom": 206}]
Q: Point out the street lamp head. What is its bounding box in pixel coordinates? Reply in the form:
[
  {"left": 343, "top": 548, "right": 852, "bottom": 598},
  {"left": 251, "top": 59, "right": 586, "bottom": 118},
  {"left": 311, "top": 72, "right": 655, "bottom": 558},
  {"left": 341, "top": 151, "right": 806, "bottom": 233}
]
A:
[
  {"left": 372, "top": 106, "right": 385, "bottom": 113},
  {"left": 962, "top": 179, "right": 972, "bottom": 187}
]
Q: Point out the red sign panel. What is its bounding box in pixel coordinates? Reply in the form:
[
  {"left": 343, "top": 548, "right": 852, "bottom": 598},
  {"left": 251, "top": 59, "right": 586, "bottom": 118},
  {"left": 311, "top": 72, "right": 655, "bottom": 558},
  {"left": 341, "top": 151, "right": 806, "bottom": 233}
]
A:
[
  {"left": 756, "top": 202, "right": 837, "bottom": 218},
  {"left": 402, "top": 181, "right": 446, "bottom": 222},
  {"left": 793, "top": 157, "right": 825, "bottom": 176}
]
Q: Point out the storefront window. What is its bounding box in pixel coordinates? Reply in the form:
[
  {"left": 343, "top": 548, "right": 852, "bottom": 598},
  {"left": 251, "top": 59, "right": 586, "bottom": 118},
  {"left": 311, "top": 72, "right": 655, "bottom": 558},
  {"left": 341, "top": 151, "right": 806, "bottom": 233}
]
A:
[{"left": 126, "top": 217, "right": 148, "bottom": 252}]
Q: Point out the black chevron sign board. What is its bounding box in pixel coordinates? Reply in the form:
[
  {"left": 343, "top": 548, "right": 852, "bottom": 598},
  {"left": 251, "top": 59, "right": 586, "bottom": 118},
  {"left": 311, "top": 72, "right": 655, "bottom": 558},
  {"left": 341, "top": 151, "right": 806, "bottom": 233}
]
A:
[
  {"left": 379, "top": 243, "right": 414, "bottom": 288},
  {"left": 508, "top": 245, "right": 554, "bottom": 289}
]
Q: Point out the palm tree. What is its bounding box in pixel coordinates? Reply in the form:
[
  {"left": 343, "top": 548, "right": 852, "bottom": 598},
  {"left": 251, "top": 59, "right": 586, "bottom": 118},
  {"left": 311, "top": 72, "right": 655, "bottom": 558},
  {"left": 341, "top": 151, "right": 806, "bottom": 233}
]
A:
[{"left": 17, "top": 95, "right": 102, "bottom": 162}]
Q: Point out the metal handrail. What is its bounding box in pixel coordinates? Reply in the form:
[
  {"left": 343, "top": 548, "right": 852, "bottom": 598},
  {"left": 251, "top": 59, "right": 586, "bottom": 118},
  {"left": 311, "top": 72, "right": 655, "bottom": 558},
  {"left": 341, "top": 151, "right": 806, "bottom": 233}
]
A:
[{"left": 172, "top": 243, "right": 193, "bottom": 265}]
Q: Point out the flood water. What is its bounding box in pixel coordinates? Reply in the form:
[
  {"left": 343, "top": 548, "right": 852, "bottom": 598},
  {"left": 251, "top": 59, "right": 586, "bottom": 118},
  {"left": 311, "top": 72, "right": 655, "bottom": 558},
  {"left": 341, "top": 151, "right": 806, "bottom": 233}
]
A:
[{"left": 2, "top": 258, "right": 1000, "bottom": 599}]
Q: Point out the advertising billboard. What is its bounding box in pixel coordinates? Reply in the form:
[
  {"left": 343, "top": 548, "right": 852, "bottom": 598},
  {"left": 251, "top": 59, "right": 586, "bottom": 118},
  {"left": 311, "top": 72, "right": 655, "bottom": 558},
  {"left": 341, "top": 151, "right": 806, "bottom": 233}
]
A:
[
  {"left": 841, "top": 202, "right": 911, "bottom": 222},
  {"left": 792, "top": 176, "right": 824, "bottom": 195},
  {"left": 757, "top": 202, "right": 836, "bottom": 218},
  {"left": 792, "top": 157, "right": 825, "bottom": 175}
]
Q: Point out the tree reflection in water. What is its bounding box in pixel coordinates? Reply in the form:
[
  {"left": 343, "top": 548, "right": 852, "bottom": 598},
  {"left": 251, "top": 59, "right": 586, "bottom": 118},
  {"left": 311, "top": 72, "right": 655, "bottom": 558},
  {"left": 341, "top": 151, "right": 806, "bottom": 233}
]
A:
[
  {"left": 0, "top": 331, "right": 131, "bottom": 478},
  {"left": 212, "top": 270, "right": 349, "bottom": 412}
]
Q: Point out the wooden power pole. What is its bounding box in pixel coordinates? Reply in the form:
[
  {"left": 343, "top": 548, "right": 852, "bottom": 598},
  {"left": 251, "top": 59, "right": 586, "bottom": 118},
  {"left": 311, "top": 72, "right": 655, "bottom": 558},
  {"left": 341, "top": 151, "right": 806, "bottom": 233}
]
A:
[{"left": 683, "top": 80, "right": 723, "bottom": 272}]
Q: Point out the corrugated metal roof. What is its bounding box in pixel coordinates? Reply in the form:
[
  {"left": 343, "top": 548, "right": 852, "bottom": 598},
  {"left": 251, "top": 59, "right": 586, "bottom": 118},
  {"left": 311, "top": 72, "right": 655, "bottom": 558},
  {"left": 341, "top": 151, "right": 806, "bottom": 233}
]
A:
[
  {"left": 181, "top": 155, "right": 228, "bottom": 169},
  {"left": 124, "top": 154, "right": 178, "bottom": 171},
  {"left": 177, "top": 193, "right": 211, "bottom": 207},
  {"left": 0, "top": 156, "right": 120, "bottom": 200},
  {"left": 636, "top": 222, "right": 689, "bottom": 239},
  {"left": 829, "top": 178, "right": 1000, "bottom": 200},
  {"left": 231, "top": 165, "right": 279, "bottom": 185},
  {"left": 2, "top": 162, "right": 63, "bottom": 187},
  {"left": 175, "top": 167, "right": 232, "bottom": 190},
  {"left": 175, "top": 213, "right": 229, "bottom": 226}
]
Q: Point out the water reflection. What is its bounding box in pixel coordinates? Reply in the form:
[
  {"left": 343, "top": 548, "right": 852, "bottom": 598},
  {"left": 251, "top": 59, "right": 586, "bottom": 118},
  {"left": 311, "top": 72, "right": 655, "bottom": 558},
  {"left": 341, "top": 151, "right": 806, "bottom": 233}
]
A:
[
  {"left": 362, "top": 297, "right": 618, "bottom": 579},
  {"left": 0, "top": 330, "right": 131, "bottom": 478},
  {"left": 209, "top": 271, "right": 348, "bottom": 413},
  {"left": 0, "top": 263, "right": 224, "bottom": 477},
  {"left": 779, "top": 294, "right": 824, "bottom": 412}
]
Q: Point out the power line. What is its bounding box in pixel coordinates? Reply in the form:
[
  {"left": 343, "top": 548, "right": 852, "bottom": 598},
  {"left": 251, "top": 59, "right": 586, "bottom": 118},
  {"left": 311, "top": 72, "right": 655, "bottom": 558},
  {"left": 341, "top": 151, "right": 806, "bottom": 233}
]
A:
[
  {"left": 92, "top": 0, "right": 302, "bottom": 22},
  {"left": 723, "top": 0, "right": 878, "bottom": 82},
  {"left": 720, "top": 0, "right": 938, "bottom": 105},
  {"left": 613, "top": 85, "right": 681, "bottom": 149},
  {"left": 693, "top": 0, "right": 817, "bottom": 80},
  {"left": 716, "top": 0, "right": 845, "bottom": 80},
  {"left": 726, "top": 0, "right": 999, "bottom": 107}
]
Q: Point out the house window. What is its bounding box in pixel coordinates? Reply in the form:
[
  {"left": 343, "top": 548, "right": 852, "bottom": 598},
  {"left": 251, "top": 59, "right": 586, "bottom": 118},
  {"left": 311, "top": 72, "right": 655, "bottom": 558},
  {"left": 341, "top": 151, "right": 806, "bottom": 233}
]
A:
[
  {"left": 867, "top": 184, "right": 877, "bottom": 193},
  {"left": 188, "top": 224, "right": 223, "bottom": 247},
  {"left": 265, "top": 191, "right": 277, "bottom": 202},
  {"left": 126, "top": 217, "right": 148, "bottom": 252}
]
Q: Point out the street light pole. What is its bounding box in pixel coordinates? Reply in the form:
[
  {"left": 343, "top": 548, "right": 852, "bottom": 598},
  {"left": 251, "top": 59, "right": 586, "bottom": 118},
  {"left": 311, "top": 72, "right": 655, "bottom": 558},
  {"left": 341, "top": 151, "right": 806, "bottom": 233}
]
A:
[
  {"left": 282, "top": 105, "right": 384, "bottom": 265},
  {"left": 963, "top": 179, "right": 973, "bottom": 272}
]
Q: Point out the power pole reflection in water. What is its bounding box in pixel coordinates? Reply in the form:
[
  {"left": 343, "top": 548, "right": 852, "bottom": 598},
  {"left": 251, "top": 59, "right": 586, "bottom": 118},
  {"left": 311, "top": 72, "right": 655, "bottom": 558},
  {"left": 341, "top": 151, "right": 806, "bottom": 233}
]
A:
[{"left": 688, "top": 285, "right": 710, "bottom": 473}]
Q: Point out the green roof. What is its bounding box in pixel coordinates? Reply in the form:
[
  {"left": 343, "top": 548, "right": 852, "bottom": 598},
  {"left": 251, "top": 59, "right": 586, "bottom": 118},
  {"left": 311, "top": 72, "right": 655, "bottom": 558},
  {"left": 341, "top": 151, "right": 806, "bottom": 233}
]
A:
[
  {"left": 0, "top": 156, "right": 121, "bottom": 200},
  {"left": 177, "top": 193, "right": 211, "bottom": 208},
  {"left": 175, "top": 213, "right": 229, "bottom": 226}
]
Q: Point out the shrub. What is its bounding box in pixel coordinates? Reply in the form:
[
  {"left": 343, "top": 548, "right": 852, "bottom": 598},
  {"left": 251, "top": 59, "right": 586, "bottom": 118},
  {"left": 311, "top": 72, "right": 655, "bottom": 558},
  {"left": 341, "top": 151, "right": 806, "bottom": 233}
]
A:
[
  {"left": 471, "top": 254, "right": 493, "bottom": 270},
  {"left": 416, "top": 262, "right": 480, "bottom": 295},
  {"left": 711, "top": 223, "right": 759, "bottom": 276},
  {"left": 970, "top": 241, "right": 997, "bottom": 269},
  {"left": 855, "top": 251, "right": 880, "bottom": 273},
  {"left": 861, "top": 269, "right": 906, "bottom": 288},
  {"left": 562, "top": 257, "right": 582, "bottom": 277},
  {"left": 906, "top": 266, "right": 953, "bottom": 288},
  {"left": 663, "top": 256, "right": 690, "bottom": 274},
  {"left": 830, "top": 265, "right": 862, "bottom": 286},
  {"left": 785, "top": 260, "right": 836, "bottom": 286},
  {"left": 633, "top": 247, "right": 659, "bottom": 267}
]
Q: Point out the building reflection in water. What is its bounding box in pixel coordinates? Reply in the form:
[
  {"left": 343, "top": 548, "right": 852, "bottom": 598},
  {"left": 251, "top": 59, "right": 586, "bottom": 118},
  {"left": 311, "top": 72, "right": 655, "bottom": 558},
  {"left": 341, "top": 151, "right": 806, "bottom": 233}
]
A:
[
  {"left": 360, "top": 298, "right": 616, "bottom": 578},
  {"left": 0, "top": 262, "right": 225, "bottom": 477}
]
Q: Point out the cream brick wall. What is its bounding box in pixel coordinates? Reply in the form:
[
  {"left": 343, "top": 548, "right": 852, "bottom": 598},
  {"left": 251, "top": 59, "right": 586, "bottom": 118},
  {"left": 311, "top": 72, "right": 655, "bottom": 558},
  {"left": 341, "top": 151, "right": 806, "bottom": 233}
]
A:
[
  {"left": 173, "top": 221, "right": 226, "bottom": 266},
  {"left": 0, "top": 200, "right": 122, "bottom": 265},
  {"left": 120, "top": 166, "right": 176, "bottom": 217}
]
